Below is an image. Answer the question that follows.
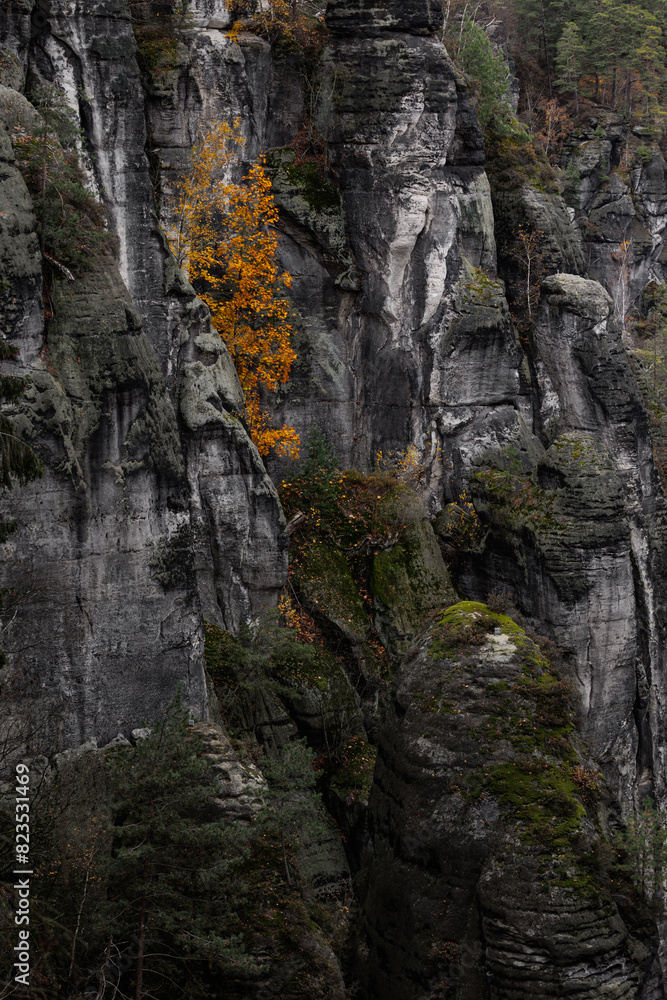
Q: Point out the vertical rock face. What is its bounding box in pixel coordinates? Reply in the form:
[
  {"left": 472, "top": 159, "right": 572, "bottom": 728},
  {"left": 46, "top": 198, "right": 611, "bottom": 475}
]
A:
[
  {"left": 136, "top": 0, "right": 521, "bottom": 493},
  {"left": 2, "top": 255, "right": 210, "bottom": 749},
  {"left": 324, "top": 0, "right": 443, "bottom": 36},
  {"left": 561, "top": 116, "right": 667, "bottom": 318},
  {"left": 363, "top": 604, "right": 663, "bottom": 999},
  {"left": 460, "top": 276, "right": 667, "bottom": 816},
  {"left": 0, "top": 0, "right": 287, "bottom": 747},
  {"left": 2, "top": 0, "right": 667, "bottom": 990},
  {"left": 271, "top": 0, "right": 528, "bottom": 492},
  {"left": 129, "top": 0, "right": 231, "bottom": 27},
  {"left": 0, "top": 112, "right": 40, "bottom": 358}
]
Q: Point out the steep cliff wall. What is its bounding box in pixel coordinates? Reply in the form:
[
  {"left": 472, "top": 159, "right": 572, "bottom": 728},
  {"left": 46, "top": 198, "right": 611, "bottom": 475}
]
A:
[
  {"left": 559, "top": 115, "right": 667, "bottom": 318},
  {"left": 0, "top": 0, "right": 287, "bottom": 748},
  {"left": 459, "top": 276, "right": 667, "bottom": 820},
  {"left": 138, "top": 0, "right": 529, "bottom": 503}
]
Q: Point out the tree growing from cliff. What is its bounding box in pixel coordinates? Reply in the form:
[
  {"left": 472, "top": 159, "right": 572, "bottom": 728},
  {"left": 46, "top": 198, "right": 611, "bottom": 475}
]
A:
[
  {"left": 458, "top": 20, "right": 514, "bottom": 133},
  {"left": 168, "top": 122, "right": 299, "bottom": 459},
  {"left": 507, "top": 224, "right": 543, "bottom": 319},
  {"left": 536, "top": 98, "right": 572, "bottom": 162}
]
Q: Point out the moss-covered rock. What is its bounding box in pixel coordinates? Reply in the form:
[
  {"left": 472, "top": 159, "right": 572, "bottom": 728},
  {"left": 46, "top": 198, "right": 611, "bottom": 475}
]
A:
[
  {"left": 294, "top": 540, "right": 369, "bottom": 640},
  {"left": 276, "top": 643, "right": 365, "bottom": 752},
  {"left": 0, "top": 50, "right": 23, "bottom": 91},
  {"left": 266, "top": 147, "right": 357, "bottom": 284},
  {"left": 471, "top": 433, "right": 626, "bottom": 603},
  {"left": 446, "top": 257, "right": 512, "bottom": 346},
  {"left": 370, "top": 486, "right": 456, "bottom": 657},
  {"left": 361, "top": 601, "right": 659, "bottom": 999},
  {"left": 132, "top": 25, "right": 190, "bottom": 101},
  {"left": 21, "top": 261, "right": 185, "bottom": 486}
]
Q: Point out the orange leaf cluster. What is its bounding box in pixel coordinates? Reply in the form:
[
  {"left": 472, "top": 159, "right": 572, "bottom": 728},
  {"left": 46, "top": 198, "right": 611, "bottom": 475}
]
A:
[{"left": 168, "top": 121, "right": 299, "bottom": 459}]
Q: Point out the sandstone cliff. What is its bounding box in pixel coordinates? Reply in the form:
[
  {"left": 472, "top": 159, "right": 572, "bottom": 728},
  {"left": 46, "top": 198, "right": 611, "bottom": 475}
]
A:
[
  {"left": 2, "top": 0, "right": 667, "bottom": 996},
  {"left": 0, "top": 0, "right": 287, "bottom": 748}
]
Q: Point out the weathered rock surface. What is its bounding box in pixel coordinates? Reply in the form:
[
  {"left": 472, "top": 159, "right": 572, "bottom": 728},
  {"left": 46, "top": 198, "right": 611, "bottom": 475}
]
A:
[
  {"left": 462, "top": 275, "right": 667, "bottom": 820},
  {"left": 137, "top": 0, "right": 527, "bottom": 500},
  {"left": 2, "top": 0, "right": 667, "bottom": 993},
  {"left": 561, "top": 114, "right": 667, "bottom": 320},
  {"left": 196, "top": 722, "right": 268, "bottom": 820},
  {"left": 370, "top": 485, "right": 456, "bottom": 657},
  {"left": 137, "top": 0, "right": 232, "bottom": 28},
  {"left": 325, "top": 0, "right": 443, "bottom": 36},
  {"left": 283, "top": 10, "right": 508, "bottom": 480},
  {"left": 0, "top": 0, "right": 287, "bottom": 747},
  {"left": 492, "top": 182, "right": 585, "bottom": 281},
  {"left": 362, "top": 603, "right": 662, "bottom": 999}
]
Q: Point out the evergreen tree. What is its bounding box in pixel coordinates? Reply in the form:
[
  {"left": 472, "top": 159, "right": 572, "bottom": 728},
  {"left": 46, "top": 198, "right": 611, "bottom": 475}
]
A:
[
  {"left": 556, "top": 22, "right": 586, "bottom": 111},
  {"left": 101, "top": 694, "right": 257, "bottom": 999},
  {"left": 459, "top": 20, "right": 513, "bottom": 132},
  {"left": 634, "top": 21, "right": 667, "bottom": 128},
  {"left": 259, "top": 737, "right": 327, "bottom": 887}
]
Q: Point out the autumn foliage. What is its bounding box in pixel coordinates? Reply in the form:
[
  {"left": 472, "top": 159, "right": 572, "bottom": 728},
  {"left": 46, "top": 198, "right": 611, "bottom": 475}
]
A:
[{"left": 169, "top": 121, "right": 299, "bottom": 459}]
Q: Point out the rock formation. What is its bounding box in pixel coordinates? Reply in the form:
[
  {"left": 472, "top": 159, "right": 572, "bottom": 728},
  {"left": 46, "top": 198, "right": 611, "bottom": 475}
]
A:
[
  {"left": 0, "top": 0, "right": 286, "bottom": 749},
  {"left": 363, "top": 603, "right": 663, "bottom": 999},
  {"left": 2, "top": 0, "right": 667, "bottom": 995}
]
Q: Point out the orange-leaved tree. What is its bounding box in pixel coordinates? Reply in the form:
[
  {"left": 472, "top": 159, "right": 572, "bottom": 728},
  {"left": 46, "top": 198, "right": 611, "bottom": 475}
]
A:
[{"left": 169, "top": 120, "right": 299, "bottom": 459}]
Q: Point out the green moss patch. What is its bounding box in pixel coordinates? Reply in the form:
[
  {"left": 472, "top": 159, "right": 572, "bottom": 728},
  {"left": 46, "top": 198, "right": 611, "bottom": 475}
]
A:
[
  {"left": 293, "top": 541, "right": 369, "bottom": 639},
  {"left": 428, "top": 601, "right": 519, "bottom": 658},
  {"left": 417, "top": 602, "right": 586, "bottom": 852},
  {"left": 370, "top": 487, "right": 456, "bottom": 652},
  {"left": 282, "top": 450, "right": 456, "bottom": 715},
  {"left": 486, "top": 129, "right": 560, "bottom": 194},
  {"left": 284, "top": 160, "right": 341, "bottom": 215},
  {"left": 473, "top": 760, "right": 584, "bottom": 848},
  {"left": 472, "top": 468, "right": 560, "bottom": 532},
  {"left": 328, "top": 737, "right": 378, "bottom": 804}
]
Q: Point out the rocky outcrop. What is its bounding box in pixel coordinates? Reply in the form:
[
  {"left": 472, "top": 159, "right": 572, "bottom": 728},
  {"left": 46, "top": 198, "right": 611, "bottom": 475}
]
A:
[
  {"left": 561, "top": 114, "right": 667, "bottom": 319},
  {"left": 196, "top": 722, "right": 268, "bottom": 820},
  {"left": 459, "top": 275, "right": 667, "bottom": 819},
  {"left": 0, "top": 0, "right": 287, "bottom": 747},
  {"left": 127, "top": 0, "right": 232, "bottom": 27},
  {"left": 135, "top": 0, "right": 525, "bottom": 501},
  {"left": 324, "top": 0, "right": 443, "bottom": 36},
  {"left": 3, "top": 0, "right": 667, "bottom": 994},
  {"left": 285, "top": 5, "right": 505, "bottom": 480},
  {"left": 361, "top": 602, "right": 663, "bottom": 1000}
]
